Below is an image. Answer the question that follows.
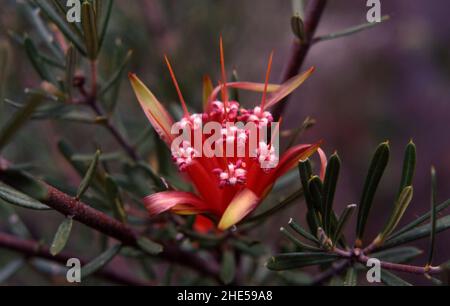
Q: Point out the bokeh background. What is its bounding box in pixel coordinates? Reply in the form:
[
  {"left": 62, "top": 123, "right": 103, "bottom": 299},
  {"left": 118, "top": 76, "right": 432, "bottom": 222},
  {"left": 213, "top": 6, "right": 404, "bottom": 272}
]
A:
[{"left": 0, "top": 0, "right": 449, "bottom": 285}]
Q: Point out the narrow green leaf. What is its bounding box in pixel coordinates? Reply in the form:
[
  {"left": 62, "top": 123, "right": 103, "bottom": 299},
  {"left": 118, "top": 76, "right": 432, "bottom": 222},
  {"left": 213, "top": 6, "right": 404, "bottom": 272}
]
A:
[
  {"left": 104, "top": 175, "right": 126, "bottom": 223},
  {"left": 397, "top": 141, "right": 416, "bottom": 198},
  {"left": 81, "top": 1, "right": 99, "bottom": 60},
  {"left": 314, "top": 15, "right": 390, "bottom": 44},
  {"left": 266, "top": 252, "right": 339, "bottom": 271},
  {"left": 299, "top": 160, "right": 321, "bottom": 234},
  {"left": 278, "top": 271, "right": 312, "bottom": 285},
  {"left": 76, "top": 150, "right": 101, "bottom": 199},
  {"left": 50, "top": 217, "right": 73, "bottom": 256},
  {"left": 81, "top": 244, "right": 122, "bottom": 279},
  {"left": 136, "top": 237, "right": 163, "bottom": 255},
  {"left": 323, "top": 153, "right": 341, "bottom": 234},
  {"left": 65, "top": 45, "right": 77, "bottom": 100},
  {"left": 356, "top": 142, "right": 390, "bottom": 245},
  {"left": 219, "top": 250, "right": 236, "bottom": 285},
  {"left": 332, "top": 204, "right": 357, "bottom": 244},
  {"left": 24, "top": 37, "right": 53, "bottom": 82},
  {"left": 377, "top": 186, "right": 414, "bottom": 243},
  {"left": 288, "top": 218, "right": 319, "bottom": 244},
  {"left": 308, "top": 175, "right": 324, "bottom": 216},
  {"left": 389, "top": 199, "right": 450, "bottom": 239},
  {"left": 383, "top": 215, "right": 450, "bottom": 249},
  {"left": 0, "top": 94, "right": 44, "bottom": 151},
  {"left": 99, "top": 49, "right": 133, "bottom": 98},
  {"left": 0, "top": 183, "right": 50, "bottom": 210},
  {"left": 344, "top": 267, "right": 357, "bottom": 286},
  {"left": 0, "top": 170, "right": 48, "bottom": 201},
  {"left": 427, "top": 166, "right": 437, "bottom": 266},
  {"left": 381, "top": 270, "right": 412, "bottom": 286},
  {"left": 35, "top": 0, "right": 86, "bottom": 55},
  {"left": 371, "top": 247, "right": 422, "bottom": 264},
  {"left": 280, "top": 227, "right": 321, "bottom": 251},
  {"left": 0, "top": 259, "right": 25, "bottom": 283},
  {"left": 242, "top": 188, "right": 303, "bottom": 225},
  {"left": 98, "top": 0, "right": 113, "bottom": 52}
]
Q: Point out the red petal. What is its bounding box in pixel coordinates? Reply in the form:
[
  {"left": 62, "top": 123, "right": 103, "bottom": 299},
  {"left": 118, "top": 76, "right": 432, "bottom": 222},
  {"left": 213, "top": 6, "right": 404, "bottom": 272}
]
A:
[
  {"left": 143, "top": 191, "right": 209, "bottom": 216},
  {"left": 264, "top": 67, "right": 315, "bottom": 109},
  {"left": 218, "top": 188, "right": 259, "bottom": 230},
  {"left": 129, "top": 73, "right": 175, "bottom": 145}
]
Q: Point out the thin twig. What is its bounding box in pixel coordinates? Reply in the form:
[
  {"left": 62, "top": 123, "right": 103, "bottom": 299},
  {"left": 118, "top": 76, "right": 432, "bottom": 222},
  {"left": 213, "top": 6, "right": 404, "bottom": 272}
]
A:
[
  {"left": 0, "top": 168, "right": 222, "bottom": 283},
  {"left": 0, "top": 232, "right": 152, "bottom": 286}
]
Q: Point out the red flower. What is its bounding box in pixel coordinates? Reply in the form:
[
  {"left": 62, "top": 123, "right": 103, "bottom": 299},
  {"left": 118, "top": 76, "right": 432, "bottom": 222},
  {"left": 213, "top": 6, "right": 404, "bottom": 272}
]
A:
[{"left": 129, "top": 39, "right": 326, "bottom": 231}]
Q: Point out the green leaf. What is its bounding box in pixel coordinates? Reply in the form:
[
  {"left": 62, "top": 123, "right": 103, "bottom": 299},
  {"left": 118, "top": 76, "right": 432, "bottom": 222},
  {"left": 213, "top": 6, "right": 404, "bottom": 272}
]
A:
[
  {"left": 242, "top": 188, "right": 303, "bottom": 225},
  {"left": 383, "top": 215, "right": 450, "bottom": 249},
  {"left": 65, "top": 45, "right": 77, "bottom": 100},
  {"left": 332, "top": 204, "right": 357, "bottom": 244},
  {"left": 344, "top": 267, "right": 357, "bottom": 286},
  {"left": 381, "top": 270, "right": 412, "bottom": 286},
  {"left": 308, "top": 175, "right": 324, "bottom": 216},
  {"left": 0, "top": 183, "right": 50, "bottom": 210},
  {"left": 24, "top": 37, "right": 52, "bottom": 82},
  {"left": 397, "top": 141, "right": 416, "bottom": 198},
  {"left": 266, "top": 252, "right": 339, "bottom": 271},
  {"left": 280, "top": 227, "right": 321, "bottom": 252},
  {"left": 322, "top": 153, "right": 341, "bottom": 234},
  {"left": 99, "top": 49, "right": 133, "bottom": 100},
  {"left": 81, "top": 244, "right": 122, "bottom": 279},
  {"left": 313, "top": 15, "right": 390, "bottom": 44},
  {"left": 299, "top": 160, "right": 320, "bottom": 233},
  {"left": 389, "top": 199, "right": 450, "bottom": 239},
  {"left": 76, "top": 150, "right": 101, "bottom": 199},
  {"left": 288, "top": 218, "right": 319, "bottom": 244},
  {"left": 371, "top": 247, "right": 422, "bottom": 264},
  {"left": 377, "top": 186, "right": 414, "bottom": 243},
  {"left": 81, "top": 1, "right": 99, "bottom": 60},
  {"left": 104, "top": 175, "right": 126, "bottom": 223},
  {"left": 50, "top": 217, "right": 73, "bottom": 256},
  {"left": 219, "top": 250, "right": 236, "bottom": 285},
  {"left": 427, "top": 166, "right": 437, "bottom": 266},
  {"left": 136, "top": 237, "right": 163, "bottom": 255},
  {"left": 278, "top": 271, "right": 312, "bottom": 286},
  {"left": 0, "top": 170, "right": 48, "bottom": 201},
  {"left": 98, "top": 0, "right": 113, "bottom": 52},
  {"left": 0, "top": 202, "right": 31, "bottom": 238},
  {"left": 35, "top": 0, "right": 86, "bottom": 55},
  {"left": 0, "top": 94, "right": 44, "bottom": 152},
  {"left": 356, "top": 142, "right": 390, "bottom": 245},
  {"left": 0, "top": 259, "right": 25, "bottom": 283}
]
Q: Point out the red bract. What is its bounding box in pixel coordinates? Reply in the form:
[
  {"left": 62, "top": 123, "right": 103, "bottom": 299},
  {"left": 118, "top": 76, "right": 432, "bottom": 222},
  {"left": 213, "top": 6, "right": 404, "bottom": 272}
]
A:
[{"left": 129, "top": 39, "right": 326, "bottom": 231}]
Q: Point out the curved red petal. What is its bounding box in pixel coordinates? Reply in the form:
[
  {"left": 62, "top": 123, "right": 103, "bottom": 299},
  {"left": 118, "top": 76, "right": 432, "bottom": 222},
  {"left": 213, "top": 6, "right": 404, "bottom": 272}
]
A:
[{"left": 143, "top": 191, "right": 209, "bottom": 216}]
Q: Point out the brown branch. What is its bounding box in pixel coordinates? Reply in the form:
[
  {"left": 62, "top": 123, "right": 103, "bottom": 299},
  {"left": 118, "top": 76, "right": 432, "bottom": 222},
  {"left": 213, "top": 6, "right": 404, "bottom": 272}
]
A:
[
  {"left": 0, "top": 171, "right": 221, "bottom": 283},
  {"left": 0, "top": 232, "right": 152, "bottom": 286},
  {"left": 272, "top": 0, "right": 328, "bottom": 120}
]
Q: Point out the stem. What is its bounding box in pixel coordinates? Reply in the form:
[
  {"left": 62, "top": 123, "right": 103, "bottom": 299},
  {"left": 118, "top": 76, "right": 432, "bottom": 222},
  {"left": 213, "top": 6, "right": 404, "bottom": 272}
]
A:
[
  {"left": 85, "top": 62, "right": 139, "bottom": 161},
  {"left": 358, "top": 254, "right": 442, "bottom": 275},
  {"left": 272, "top": 0, "right": 328, "bottom": 120},
  {"left": 0, "top": 232, "right": 152, "bottom": 286},
  {"left": 311, "top": 259, "right": 350, "bottom": 285},
  {"left": 0, "top": 169, "right": 221, "bottom": 283}
]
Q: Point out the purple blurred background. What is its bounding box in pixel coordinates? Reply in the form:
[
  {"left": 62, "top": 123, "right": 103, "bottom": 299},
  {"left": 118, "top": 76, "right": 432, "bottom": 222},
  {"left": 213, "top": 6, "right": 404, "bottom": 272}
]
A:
[{"left": 1, "top": 0, "right": 449, "bottom": 284}]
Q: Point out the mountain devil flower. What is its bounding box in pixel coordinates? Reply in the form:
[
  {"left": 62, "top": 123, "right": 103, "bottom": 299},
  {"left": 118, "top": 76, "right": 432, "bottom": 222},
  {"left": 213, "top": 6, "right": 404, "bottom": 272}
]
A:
[{"left": 129, "top": 39, "right": 326, "bottom": 231}]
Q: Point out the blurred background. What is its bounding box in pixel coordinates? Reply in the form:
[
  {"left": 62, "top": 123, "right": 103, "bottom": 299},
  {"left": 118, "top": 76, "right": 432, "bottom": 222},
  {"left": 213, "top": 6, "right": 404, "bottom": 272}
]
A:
[{"left": 0, "top": 0, "right": 449, "bottom": 285}]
